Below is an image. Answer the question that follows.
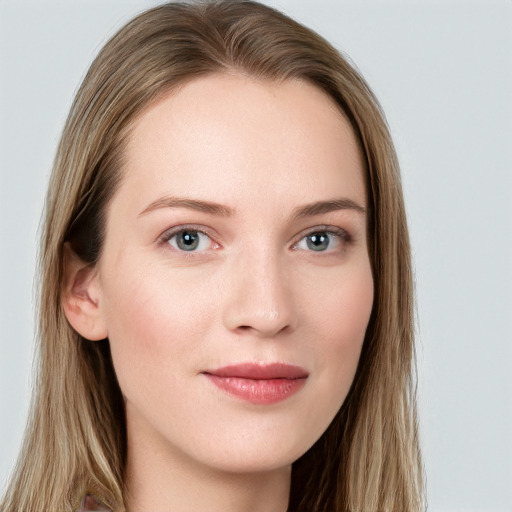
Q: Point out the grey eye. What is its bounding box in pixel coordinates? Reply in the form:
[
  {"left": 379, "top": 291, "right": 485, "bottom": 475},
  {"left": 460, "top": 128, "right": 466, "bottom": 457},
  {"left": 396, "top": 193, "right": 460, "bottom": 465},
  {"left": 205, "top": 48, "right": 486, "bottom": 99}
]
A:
[
  {"left": 177, "top": 230, "right": 199, "bottom": 251},
  {"left": 165, "top": 227, "right": 216, "bottom": 253},
  {"left": 305, "top": 232, "right": 330, "bottom": 251},
  {"left": 168, "top": 230, "right": 211, "bottom": 252}
]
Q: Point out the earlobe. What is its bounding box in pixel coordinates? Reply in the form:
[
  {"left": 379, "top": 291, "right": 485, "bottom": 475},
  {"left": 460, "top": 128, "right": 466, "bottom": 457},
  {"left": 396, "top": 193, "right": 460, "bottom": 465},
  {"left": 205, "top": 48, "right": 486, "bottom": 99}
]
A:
[{"left": 61, "top": 242, "right": 108, "bottom": 341}]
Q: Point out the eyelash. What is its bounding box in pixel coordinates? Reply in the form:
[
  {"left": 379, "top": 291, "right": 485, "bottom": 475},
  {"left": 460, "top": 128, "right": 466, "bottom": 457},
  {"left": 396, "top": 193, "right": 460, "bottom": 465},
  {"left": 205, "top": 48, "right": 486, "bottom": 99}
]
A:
[
  {"left": 293, "top": 226, "right": 352, "bottom": 253},
  {"left": 158, "top": 224, "right": 353, "bottom": 254},
  {"left": 158, "top": 224, "right": 219, "bottom": 253}
]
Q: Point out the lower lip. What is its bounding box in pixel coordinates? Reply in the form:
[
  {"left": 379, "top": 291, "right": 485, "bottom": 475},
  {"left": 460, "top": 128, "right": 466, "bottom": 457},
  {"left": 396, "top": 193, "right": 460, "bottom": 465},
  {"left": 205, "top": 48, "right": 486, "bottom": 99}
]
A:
[{"left": 205, "top": 375, "right": 307, "bottom": 404}]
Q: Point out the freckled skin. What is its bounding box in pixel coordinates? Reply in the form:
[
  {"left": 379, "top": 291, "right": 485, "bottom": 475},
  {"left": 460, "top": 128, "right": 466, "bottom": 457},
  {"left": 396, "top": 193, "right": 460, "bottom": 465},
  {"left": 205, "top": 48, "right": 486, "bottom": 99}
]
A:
[{"left": 95, "top": 74, "right": 373, "bottom": 511}]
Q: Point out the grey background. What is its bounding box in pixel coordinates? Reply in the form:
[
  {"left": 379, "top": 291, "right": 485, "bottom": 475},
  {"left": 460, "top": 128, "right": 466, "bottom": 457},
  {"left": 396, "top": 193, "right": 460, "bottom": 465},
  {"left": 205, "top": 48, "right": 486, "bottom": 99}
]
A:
[{"left": 1, "top": 1, "right": 511, "bottom": 510}]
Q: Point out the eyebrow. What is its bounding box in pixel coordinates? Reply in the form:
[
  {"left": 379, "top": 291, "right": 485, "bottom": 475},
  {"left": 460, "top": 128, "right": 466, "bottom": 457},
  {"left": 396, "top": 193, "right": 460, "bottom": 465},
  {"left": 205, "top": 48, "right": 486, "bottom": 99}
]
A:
[
  {"left": 292, "top": 198, "right": 366, "bottom": 217},
  {"left": 139, "top": 196, "right": 234, "bottom": 217},
  {"left": 138, "top": 195, "right": 365, "bottom": 218}
]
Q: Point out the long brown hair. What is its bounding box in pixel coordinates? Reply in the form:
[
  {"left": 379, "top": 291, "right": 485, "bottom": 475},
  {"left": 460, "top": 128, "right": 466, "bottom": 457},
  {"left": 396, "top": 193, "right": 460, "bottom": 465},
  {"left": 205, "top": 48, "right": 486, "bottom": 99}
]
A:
[{"left": 1, "top": 1, "right": 424, "bottom": 510}]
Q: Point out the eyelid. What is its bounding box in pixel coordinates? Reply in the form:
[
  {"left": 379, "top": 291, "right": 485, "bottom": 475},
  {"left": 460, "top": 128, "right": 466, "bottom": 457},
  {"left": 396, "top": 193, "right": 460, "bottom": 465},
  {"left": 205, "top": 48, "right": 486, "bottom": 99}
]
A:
[
  {"left": 292, "top": 225, "right": 352, "bottom": 245},
  {"left": 290, "top": 225, "right": 353, "bottom": 255},
  {"left": 157, "top": 224, "right": 220, "bottom": 249}
]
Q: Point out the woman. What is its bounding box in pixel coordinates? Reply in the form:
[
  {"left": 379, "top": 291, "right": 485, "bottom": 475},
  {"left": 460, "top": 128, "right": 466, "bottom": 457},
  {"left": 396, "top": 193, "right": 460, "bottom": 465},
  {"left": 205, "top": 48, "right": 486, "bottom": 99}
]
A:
[{"left": 1, "top": 1, "right": 424, "bottom": 511}]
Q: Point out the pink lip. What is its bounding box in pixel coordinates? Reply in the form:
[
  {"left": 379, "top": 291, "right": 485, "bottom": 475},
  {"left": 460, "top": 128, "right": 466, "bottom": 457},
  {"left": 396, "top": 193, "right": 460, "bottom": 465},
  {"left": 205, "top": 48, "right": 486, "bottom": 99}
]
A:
[{"left": 203, "top": 363, "right": 308, "bottom": 404}]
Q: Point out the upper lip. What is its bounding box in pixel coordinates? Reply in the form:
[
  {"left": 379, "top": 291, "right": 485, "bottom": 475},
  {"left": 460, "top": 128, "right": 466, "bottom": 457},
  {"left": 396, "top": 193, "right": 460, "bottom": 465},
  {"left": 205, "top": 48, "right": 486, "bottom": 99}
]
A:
[{"left": 203, "top": 363, "right": 309, "bottom": 380}]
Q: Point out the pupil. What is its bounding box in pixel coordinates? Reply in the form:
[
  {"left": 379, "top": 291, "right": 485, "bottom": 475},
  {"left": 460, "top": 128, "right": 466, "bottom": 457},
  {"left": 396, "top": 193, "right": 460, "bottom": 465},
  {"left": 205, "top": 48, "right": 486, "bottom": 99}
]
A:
[
  {"left": 178, "top": 230, "right": 199, "bottom": 251},
  {"left": 307, "top": 232, "right": 329, "bottom": 251}
]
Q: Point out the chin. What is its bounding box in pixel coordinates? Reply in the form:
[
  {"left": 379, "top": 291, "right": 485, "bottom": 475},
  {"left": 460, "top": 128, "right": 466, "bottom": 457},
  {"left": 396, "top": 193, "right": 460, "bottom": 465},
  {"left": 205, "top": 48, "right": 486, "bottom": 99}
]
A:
[{"left": 182, "top": 424, "right": 323, "bottom": 476}]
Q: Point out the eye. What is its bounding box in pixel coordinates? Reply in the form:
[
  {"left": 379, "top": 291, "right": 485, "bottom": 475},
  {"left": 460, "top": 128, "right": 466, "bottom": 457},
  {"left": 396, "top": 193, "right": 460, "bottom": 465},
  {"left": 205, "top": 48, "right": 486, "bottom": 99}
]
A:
[
  {"left": 305, "top": 232, "right": 331, "bottom": 251},
  {"left": 295, "top": 228, "right": 349, "bottom": 253},
  {"left": 166, "top": 229, "right": 213, "bottom": 252}
]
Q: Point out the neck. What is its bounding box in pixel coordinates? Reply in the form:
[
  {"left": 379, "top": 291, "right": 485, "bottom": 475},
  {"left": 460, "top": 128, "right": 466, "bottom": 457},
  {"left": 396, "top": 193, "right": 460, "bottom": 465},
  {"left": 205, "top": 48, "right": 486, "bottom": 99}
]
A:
[{"left": 123, "top": 415, "right": 291, "bottom": 512}]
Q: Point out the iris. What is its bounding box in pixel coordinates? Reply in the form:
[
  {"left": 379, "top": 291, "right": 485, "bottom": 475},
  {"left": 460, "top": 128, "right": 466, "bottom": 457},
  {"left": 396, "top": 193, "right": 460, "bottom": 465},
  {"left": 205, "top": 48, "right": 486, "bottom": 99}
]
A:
[
  {"left": 176, "top": 230, "right": 200, "bottom": 251},
  {"left": 306, "top": 232, "right": 330, "bottom": 251}
]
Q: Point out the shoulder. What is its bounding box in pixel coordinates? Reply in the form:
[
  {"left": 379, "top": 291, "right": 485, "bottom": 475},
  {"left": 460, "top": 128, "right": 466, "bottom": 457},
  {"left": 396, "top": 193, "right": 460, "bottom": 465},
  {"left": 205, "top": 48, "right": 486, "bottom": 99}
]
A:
[{"left": 76, "top": 493, "right": 112, "bottom": 512}]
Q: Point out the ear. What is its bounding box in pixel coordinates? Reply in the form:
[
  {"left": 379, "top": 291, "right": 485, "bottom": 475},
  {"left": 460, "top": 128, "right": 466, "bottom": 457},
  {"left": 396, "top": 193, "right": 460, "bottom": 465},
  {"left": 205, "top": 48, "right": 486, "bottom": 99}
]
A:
[{"left": 61, "top": 242, "right": 108, "bottom": 341}]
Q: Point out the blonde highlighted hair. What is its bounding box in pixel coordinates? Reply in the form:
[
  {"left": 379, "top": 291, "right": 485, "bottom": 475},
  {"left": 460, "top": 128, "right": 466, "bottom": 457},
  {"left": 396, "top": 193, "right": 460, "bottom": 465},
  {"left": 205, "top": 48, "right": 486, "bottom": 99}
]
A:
[{"left": 1, "top": 1, "right": 424, "bottom": 510}]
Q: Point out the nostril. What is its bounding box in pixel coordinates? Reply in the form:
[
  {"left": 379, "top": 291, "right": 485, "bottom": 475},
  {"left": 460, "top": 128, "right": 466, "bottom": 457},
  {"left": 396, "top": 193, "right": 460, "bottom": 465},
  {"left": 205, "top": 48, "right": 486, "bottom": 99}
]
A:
[{"left": 223, "top": 287, "right": 297, "bottom": 337}]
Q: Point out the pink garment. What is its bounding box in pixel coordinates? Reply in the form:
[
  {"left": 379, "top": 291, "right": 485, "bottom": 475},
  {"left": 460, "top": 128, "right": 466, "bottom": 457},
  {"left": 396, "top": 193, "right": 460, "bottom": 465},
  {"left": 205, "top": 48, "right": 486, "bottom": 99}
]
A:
[{"left": 76, "top": 493, "right": 112, "bottom": 512}]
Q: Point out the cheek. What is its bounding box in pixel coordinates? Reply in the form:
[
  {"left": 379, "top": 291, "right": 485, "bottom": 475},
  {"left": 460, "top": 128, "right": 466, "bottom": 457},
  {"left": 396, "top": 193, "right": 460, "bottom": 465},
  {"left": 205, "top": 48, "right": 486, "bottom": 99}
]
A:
[
  {"left": 304, "top": 262, "right": 373, "bottom": 395},
  {"left": 100, "top": 260, "right": 218, "bottom": 388},
  {"left": 306, "top": 259, "right": 373, "bottom": 345},
  {"left": 282, "top": 261, "right": 373, "bottom": 450}
]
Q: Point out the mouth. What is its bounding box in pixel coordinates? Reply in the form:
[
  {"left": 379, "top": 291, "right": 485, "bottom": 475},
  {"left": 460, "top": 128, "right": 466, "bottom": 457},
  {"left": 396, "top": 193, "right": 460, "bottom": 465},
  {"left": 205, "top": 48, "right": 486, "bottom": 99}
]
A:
[{"left": 202, "top": 363, "right": 309, "bottom": 404}]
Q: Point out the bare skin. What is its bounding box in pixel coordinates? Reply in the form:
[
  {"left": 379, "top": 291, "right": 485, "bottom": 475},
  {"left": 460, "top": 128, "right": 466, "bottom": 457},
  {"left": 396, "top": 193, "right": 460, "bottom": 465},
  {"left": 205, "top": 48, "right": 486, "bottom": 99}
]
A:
[{"left": 63, "top": 73, "right": 373, "bottom": 512}]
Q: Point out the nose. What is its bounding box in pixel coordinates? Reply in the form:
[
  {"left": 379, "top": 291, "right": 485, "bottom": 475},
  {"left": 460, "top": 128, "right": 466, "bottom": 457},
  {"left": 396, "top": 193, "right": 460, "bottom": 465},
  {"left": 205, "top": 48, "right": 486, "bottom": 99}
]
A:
[{"left": 222, "top": 248, "right": 297, "bottom": 338}]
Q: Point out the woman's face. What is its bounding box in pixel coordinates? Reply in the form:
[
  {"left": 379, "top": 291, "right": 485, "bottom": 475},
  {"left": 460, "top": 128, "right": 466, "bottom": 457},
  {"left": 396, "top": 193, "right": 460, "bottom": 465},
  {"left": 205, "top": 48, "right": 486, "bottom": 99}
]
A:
[{"left": 95, "top": 74, "right": 373, "bottom": 473}]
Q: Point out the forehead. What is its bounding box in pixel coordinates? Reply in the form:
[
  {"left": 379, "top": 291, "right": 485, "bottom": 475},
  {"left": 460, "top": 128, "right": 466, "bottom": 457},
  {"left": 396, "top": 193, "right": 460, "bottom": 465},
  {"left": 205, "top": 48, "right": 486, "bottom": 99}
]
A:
[{"left": 117, "top": 73, "right": 366, "bottom": 216}]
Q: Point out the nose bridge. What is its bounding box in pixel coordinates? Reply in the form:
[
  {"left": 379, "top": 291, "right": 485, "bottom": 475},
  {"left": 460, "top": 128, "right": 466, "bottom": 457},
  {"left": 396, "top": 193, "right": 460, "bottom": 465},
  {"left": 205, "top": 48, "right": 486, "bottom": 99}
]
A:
[{"left": 222, "top": 242, "right": 296, "bottom": 337}]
